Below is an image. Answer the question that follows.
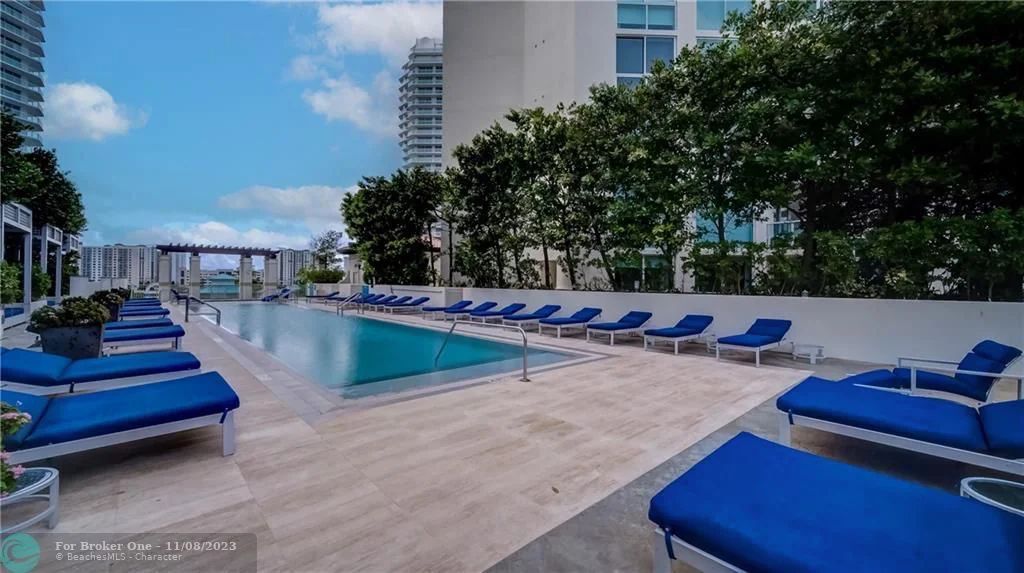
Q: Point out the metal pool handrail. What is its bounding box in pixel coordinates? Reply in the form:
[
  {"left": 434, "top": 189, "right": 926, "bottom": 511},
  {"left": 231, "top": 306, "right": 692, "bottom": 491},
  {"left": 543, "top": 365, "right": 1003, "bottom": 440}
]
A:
[
  {"left": 184, "top": 296, "right": 222, "bottom": 326},
  {"left": 335, "top": 292, "right": 365, "bottom": 315},
  {"left": 435, "top": 320, "right": 530, "bottom": 382}
]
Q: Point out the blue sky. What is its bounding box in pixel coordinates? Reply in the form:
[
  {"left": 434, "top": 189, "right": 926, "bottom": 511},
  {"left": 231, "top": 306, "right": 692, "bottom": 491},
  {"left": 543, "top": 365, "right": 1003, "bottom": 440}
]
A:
[{"left": 41, "top": 1, "right": 441, "bottom": 266}]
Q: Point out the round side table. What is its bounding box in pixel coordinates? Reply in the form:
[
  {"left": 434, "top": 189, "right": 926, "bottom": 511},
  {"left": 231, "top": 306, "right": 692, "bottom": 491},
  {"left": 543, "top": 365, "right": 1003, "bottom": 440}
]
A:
[
  {"left": 960, "top": 477, "right": 1024, "bottom": 517},
  {"left": 0, "top": 467, "right": 60, "bottom": 534}
]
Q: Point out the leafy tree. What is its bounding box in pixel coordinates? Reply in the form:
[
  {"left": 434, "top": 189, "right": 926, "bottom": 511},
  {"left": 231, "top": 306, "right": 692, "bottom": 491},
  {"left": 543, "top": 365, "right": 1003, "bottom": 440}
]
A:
[
  {"left": 341, "top": 170, "right": 438, "bottom": 285},
  {"left": 2, "top": 113, "right": 87, "bottom": 235},
  {"left": 309, "top": 230, "right": 344, "bottom": 270},
  {"left": 0, "top": 262, "right": 21, "bottom": 304},
  {"left": 296, "top": 267, "right": 345, "bottom": 285},
  {"left": 448, "top": 123, "right": 528, "bottom": 287},
  {"left": 947, "top": 209, "right": 1024, "bottom": 301}
]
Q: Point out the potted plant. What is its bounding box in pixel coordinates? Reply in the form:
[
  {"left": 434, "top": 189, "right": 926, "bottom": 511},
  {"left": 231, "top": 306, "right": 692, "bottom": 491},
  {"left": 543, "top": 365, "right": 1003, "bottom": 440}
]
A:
[
  {"left": 28, "top": 297, "right": 110, "bottom": 359},
  {"left": 89, "top": 290, "right": 124, "bottom": 321},
  {"left": 1, "top": 402, "right": 31, "bottom": 495},
  {"left": 112, "top": 287, "right": 132, "bottom": 301}
]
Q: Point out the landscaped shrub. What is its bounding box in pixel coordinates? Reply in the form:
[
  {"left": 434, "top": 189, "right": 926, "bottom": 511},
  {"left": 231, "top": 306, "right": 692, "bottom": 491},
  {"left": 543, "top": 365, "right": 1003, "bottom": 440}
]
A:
[
  {"left": 28, "top": 297, "right": 110, "bottom": 332},
  {"left": 0, "top": 261, "right": 21, "bottom": 304}
]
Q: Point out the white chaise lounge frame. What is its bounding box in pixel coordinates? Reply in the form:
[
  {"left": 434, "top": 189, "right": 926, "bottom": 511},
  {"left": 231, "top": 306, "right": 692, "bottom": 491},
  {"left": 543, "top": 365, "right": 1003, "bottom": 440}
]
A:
[
  {"left": 104, "top": 333, "right": 181, "bottom": 354},
  {"left": 7, "top": 411, "right": 236, "bottom": 464},
  {"left": 119, "top": 313, "right": 168, "bottom": 321},
  {"left": 644, "top": 331, "right": 714, "bottom": 355},
  {"left": 1, "top": 367, "right": 201, "bottom": 396},
  {"left": 897, "top": 356, "right": 1024, "bottom": 401},
  {"left": 651, "top": 529, "right": 741, "bottom": 573},
  {"left": 715, "top": 337, "right": 787, "bottom": 367},
  {"left": 537, "top": 315, "right": 601, "bottom": 338},
  {"left": 586, "top": 323, "right": 648, "bottom": 346},
  {"left": 777, "top": 410, "right": 1024, "bottom": 477}
]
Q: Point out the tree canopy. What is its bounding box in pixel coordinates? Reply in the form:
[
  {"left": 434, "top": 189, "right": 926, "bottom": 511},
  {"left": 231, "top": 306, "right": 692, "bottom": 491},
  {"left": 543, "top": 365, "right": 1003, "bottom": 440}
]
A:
[
  {"left": 340, "top": 1, "right": 1024, "bottom": 300},
  {"left": 2, "top": 112, "right": 87, "bottom": 235}
]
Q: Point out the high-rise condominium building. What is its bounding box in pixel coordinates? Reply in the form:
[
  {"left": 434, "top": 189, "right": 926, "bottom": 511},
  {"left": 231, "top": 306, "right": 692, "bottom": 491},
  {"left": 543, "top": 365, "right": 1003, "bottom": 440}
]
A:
[
  {"left": 278, "top": 248, "right": 314, "bottom": 287},
  {"left": 399, "top": 37, "right": 444, "bottom": 172},
  {"left": 0, "top": 0, "right": 46, "bottom": 147},
  {"left": 81, "top": 245, "right": 160, "bottom": 288},
  {"left": 443, "top": 0, "right": 753, "bottom": 165}
]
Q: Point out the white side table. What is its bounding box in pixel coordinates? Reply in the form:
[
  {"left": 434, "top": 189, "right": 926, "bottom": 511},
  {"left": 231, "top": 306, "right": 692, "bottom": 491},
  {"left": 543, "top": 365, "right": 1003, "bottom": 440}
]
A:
[
  {"left": 791, "top": 342, "right": 826, "bottom": 365},
  {"left": 961, "top": 477, "right": 1024, "bottom": 517},
  {"left": 0, "top": 467, "right": 60, "bottom": 534}
]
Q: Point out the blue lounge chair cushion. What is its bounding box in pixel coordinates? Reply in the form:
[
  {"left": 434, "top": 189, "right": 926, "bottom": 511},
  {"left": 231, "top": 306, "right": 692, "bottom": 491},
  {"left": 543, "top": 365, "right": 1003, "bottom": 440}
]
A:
[
  {"left": 540, "top": 308, "right": 602, "bottom": 325},
  {"left": 123, "top": 299, "right": 160, "bottom": 306},
  {"left": 973, "top": 339, "right": 1023, "bottom": 366},
  {"left": 105, "top": 318, "right": 173, "bottom": 330},
  {"left": 5, "top": 372, "right": 241, "bottom": 451},
  {"left": 472, "top": 303, "right": 526, "bottom": 317},
  {"left": 61, "top": 352, "right": 201, "bottom": 384},
  {"left": 4, "top": 392, "right": 51, "bottom": 450},
  {"left": 104, "top": 325, "right": 185, "bottom": 343},
  {"left": 424, "top": 300, "right": 471, "bottom": 312},
  {"left": 1, "top": 348, "right": 72, "bottom": 387},
  {"left": 645, "top": 314, "right": 713, "bottom": 338},
  {"left": 382, "top": 296, "right": 412, "bottom": 306},
  {"left": 648, "top": 432, "right": 1024, "bottom": 573},
  {"left": 589, "top": 311, "right": 652, "bottom": 330},
  {"left": 505, "top": 305, "right": 561, "bottom": 321},
  {"left": 392, "top": 297, "right": 430, "bottom": 307},
  {"left": 980, "top": 400, "right": 1024, "bottom": 459},
  {"left": 891, "top": 359, "right": 1000, "bottom": 402},
  {"left": 119, "top": 308, "right": 170, "bottom": 317},
  {"left": 843, "top": 368, "right": 900, "bottom": 388},
  {"left": 745, "top": 318, "right": 791, "bottom": 341},
  {"left": 777, "top": 377, "right": 989, "bottom": 454},
  {"left": 449, "top": 301, "right": 496, "bottom": 314},
  {"left": 717, "top": 333, "right": 780, "bottom": 348}
]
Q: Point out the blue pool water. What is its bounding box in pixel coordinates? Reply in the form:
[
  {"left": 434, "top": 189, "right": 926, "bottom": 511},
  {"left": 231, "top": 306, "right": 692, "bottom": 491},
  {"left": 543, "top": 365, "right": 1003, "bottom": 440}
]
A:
[{"left": 215, "top": 303, "right": 572, "bottom": 397}]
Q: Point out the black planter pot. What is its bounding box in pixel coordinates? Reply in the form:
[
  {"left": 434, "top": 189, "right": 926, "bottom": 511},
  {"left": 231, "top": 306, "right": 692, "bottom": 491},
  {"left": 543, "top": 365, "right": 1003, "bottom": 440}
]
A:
[
  {"left": 104, "top": 303, "right": 121, "bottom": 322},
  {"left": 38, "top": 325, "right": 105, "bottom": 359}
]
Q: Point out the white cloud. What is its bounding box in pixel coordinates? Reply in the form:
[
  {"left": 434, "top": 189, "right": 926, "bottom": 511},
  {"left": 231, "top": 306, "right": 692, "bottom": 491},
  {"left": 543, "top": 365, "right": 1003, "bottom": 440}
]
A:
[
  {"left": 43, "top": 82, "right": 147, "bottom": 141},
  {"left": 286, "top": 55, "right": 323, "bottom": 81},
  {"left": 218, "top": 184, "right": 353, "bottom": 231},
  {"left": 127, "top": 221, "right": 309, "bottom": 251},
  {"left": 302, "top": 74, "right": 399, "bottom": 137},
  {"left": 315, "top": 1, "right": 442, "bottom": 67}
]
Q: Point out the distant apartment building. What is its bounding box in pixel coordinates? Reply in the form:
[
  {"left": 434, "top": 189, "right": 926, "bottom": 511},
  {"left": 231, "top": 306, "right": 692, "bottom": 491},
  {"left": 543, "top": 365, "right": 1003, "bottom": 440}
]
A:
[
  {"left": 0, "top": 0, "right": 46, "bottom": 147},
  {"left": 81, "top": 244, "right": 160, "bottom": 288},
  {"left": 277, "top": 248, "right": 314, "bottom": 287},
  {"left": 399, "top": 37, "right": 444, "bottom": 172}
]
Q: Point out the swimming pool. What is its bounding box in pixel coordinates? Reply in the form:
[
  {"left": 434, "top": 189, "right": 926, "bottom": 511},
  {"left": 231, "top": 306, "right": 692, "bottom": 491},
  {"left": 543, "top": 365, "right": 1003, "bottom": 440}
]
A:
[{"left": 214, "top": 303, "right": 574, "bottom": 398}]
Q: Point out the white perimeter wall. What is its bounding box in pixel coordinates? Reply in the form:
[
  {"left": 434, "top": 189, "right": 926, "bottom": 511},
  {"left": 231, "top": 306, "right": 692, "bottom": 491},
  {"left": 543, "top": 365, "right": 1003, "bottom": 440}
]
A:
[{"left": 461, "top": 287, "right": 1024, "bottom": 365}]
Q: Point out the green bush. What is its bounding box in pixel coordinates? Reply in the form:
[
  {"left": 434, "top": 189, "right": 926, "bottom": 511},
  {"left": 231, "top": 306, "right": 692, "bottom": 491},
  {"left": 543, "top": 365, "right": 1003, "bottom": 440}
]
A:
[
  {"left": 31, "top": 263, "right": 50, "bottom": 301},
  {"left": 28, "top": 297, "right": 110, "bottom": 332},
  {"left": 296, "top": 268, "right": 345, "bottom": 285},
  {"left": 89, "top": 290, "right": 124, "bottom": 308},
  {"left": 0, "top": 261, "right": 20, "bottom": 304}
]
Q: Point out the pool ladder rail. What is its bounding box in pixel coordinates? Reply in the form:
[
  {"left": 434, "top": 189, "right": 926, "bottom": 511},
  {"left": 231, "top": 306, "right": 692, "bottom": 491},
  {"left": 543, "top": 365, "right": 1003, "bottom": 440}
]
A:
[
  {"left": 184, "top": 296, "right": 222, "bottom": 326},
  {"left": 435, "top": 320, "right": 530, "bottom": 382},
  {"left": 335, "top": 292, "right": 366, "bottom": 315}
]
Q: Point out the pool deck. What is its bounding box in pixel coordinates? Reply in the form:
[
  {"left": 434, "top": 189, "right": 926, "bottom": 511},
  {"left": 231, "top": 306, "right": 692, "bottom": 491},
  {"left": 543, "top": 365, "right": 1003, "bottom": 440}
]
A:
[{"left": 2, "top": 301, "right": 1017, "bottom": 572}]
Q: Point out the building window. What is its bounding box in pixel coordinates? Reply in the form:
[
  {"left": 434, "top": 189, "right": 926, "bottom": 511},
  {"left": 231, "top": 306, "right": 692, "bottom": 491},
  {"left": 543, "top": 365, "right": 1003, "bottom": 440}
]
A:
[
  {"left": 617, "top": 3, "right": 645, "bottom": 29},
  {"left": 696, "top": 0, "right": 751, "bottom": 33},
  {"left": 617, "top": 1, "right": 676, "bottom": 31},
  {"left": 616, "top": 36, "right": 645, "bottom": 75},
  {"left": 647, "top": 4, "right": 675, "bottom": 30},
  {"left": 645, "top": 36, "right": 674, "bottom": 71},
  {"left": 617, "top": 35, "right": 676, "bottom": 85}
]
